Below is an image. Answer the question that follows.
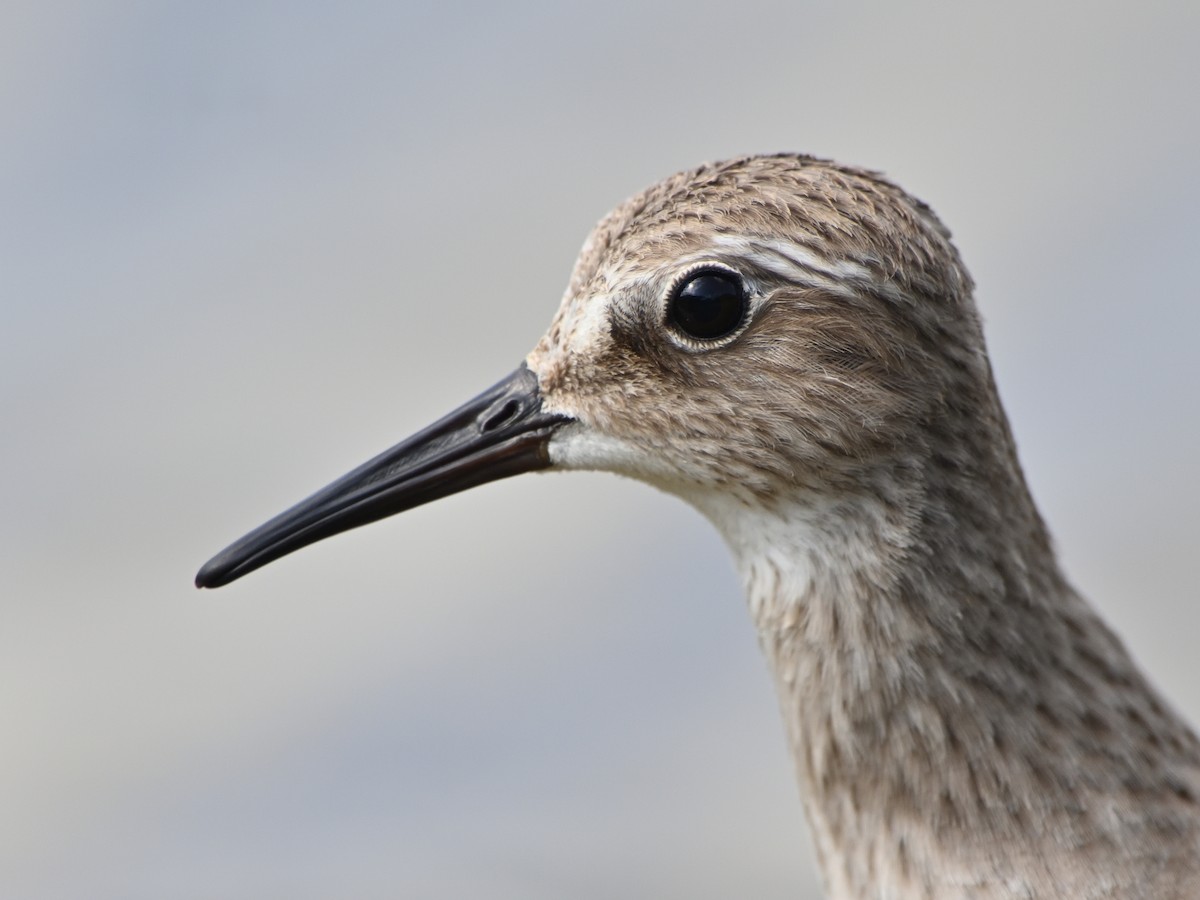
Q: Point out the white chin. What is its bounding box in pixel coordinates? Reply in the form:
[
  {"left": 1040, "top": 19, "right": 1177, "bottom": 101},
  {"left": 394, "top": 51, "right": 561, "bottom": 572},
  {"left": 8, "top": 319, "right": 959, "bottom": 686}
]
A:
[{"left": 547, "top": 422, "right": 677, "bottom": 486}]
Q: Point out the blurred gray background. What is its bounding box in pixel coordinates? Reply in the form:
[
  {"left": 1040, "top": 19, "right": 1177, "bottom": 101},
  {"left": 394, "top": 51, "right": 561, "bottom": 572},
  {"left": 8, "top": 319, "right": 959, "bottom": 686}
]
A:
[{"left": 4, "top": 2, "right": 1198, "bottom": 898}]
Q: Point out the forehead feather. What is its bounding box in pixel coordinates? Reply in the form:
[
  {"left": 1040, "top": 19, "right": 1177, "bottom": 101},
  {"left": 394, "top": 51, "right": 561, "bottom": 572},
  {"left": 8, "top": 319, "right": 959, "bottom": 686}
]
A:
[{"left": 567, "top": 154, "right": 969, "bottom": 308}]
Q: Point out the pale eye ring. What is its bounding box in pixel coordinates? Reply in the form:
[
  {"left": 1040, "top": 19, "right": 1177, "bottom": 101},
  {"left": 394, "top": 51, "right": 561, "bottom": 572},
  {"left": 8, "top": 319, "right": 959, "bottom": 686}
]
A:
[{"left": 666, "top": 267, "right": 748, "bottom": 342}]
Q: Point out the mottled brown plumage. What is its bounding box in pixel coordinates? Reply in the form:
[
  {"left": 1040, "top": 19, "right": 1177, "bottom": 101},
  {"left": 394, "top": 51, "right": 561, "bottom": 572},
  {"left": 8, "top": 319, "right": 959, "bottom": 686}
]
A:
[
  {"left": 197, "top": 153, "right": 1200, "bottom": 897},
  {"left": 529, "top": 155, "right": 1200, "bottom": 897}
]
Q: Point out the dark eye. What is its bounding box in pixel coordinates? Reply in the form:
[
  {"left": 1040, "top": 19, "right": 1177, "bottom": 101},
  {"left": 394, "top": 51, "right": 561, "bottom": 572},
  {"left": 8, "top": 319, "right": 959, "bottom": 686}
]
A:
[{"left": 668, "top": 270, "right": 747, "bottom": 342}]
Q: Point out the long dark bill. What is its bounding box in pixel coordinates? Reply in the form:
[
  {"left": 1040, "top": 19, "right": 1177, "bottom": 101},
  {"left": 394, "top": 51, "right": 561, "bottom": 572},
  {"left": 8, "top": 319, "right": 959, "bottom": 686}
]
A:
[{"left": 195, "top": 364, "right": 570, "bottom": 589}]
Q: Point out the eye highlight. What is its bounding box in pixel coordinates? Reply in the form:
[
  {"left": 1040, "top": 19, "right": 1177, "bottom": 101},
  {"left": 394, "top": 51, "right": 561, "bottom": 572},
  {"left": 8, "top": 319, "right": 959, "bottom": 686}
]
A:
[{"left": 667, "top": 268, "right": 748, "bottom": 343}]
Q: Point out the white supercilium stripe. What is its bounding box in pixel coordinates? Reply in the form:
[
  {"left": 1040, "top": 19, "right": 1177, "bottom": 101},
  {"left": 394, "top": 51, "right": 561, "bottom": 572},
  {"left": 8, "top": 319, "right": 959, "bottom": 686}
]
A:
[{"left": 712, "top": 235, "right": 909, "bottom": 304}]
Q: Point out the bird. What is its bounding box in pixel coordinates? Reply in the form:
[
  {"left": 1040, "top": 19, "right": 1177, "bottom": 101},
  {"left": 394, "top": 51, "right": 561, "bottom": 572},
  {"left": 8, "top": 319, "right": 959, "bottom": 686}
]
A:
[{"left": 196, "top": 154, "right": 1200, "bottom": 898}]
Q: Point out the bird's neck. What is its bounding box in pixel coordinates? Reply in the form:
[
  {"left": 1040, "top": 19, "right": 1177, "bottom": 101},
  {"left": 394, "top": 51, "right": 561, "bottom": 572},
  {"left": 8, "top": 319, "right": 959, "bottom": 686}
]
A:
[{"left": 695, "top": 454, "right": 1200, "bottom": 898}]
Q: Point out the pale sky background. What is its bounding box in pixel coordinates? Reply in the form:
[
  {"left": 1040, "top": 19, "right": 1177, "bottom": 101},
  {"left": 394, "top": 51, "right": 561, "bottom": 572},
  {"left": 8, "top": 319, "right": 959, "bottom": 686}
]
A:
[{"left": 3, "top": 2, "right": 1198, "bottom": 898}]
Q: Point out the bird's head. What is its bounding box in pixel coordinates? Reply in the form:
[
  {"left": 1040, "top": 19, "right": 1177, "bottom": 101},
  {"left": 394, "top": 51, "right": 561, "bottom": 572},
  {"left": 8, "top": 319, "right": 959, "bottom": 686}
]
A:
[
  {"left": 197, "top": 155, "right": 988, "bottom": 589},
  {"left": 532, "top": 155, "right": 983, "bottom": 514}
]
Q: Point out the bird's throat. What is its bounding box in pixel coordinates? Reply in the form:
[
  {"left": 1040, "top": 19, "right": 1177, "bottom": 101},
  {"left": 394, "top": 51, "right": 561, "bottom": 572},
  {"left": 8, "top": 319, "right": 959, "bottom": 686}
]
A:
[{"left": 708, "top": 482, "right": 1200, "bottom": 898}]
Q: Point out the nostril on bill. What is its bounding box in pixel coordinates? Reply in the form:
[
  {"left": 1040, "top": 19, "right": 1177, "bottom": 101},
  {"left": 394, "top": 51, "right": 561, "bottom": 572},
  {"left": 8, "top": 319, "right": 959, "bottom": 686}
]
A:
[{"left": 481, "top": 398, "right": 521, "bottom": 433}]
